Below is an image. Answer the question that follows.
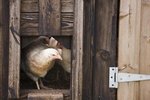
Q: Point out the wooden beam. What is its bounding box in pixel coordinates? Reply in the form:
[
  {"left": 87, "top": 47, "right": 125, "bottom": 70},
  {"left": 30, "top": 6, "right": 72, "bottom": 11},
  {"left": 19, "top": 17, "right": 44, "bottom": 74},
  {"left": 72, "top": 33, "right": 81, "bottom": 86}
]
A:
[
  {"left": 82, "top": 0, "right": 95, "bottom": 99},
  {"left": 0, "top": 0, "right": 2, "bottom": 96},
  {"left": 72, "top": 0, "right": 83, "bottom": 99},
  {"left": 140, "top": 0, "right": 150, "bottom": 99},
  {"left": 27, "top": 93, "right": 63, "bottom": 100},
  {"left": 2, "top": 0, "right": 9, "bottom": 99},
  {"left": 39, "top": 0, "right": 61, "bottom": 35},
  {"left": 92, "top": 0, "right": 118, "bottom": 99},
  {"left": 118, "top": 0, "right": 141, "bottom": 100},
  {"left": 8, "top": 0, "right": 21, "bottom": 98},
  {"left": 20, "top": 89, "right": 70, "bottom": 100}
]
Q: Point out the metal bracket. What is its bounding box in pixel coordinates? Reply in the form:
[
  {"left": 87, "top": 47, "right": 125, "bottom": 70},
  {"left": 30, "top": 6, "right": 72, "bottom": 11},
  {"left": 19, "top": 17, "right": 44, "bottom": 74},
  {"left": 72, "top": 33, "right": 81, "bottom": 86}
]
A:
[{"left": 109, "top": 67, "right": 150, "bottom": 88}]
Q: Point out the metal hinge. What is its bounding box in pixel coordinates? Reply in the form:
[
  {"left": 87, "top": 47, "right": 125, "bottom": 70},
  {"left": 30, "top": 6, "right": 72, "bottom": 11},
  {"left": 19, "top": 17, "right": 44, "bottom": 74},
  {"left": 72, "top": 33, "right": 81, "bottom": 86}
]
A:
[{"left": 109, "top": 67, "right": 150, "bottom": 88}]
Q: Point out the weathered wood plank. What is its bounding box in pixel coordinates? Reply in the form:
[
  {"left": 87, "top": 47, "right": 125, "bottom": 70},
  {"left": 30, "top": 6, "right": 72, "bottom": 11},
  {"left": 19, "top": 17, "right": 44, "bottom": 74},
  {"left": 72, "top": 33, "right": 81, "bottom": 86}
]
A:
[
  {"left": 21, "top": 13, "right": 39, "bottom": 35},
  {"left": 72, "top": 0, "right": 83, "bottom": 100},
  {"left": 118, "top": 0, "right": 141, "bottom": 100},
  {"left": 20, "top": 89, "right": 70, "bottom": 100},
  {"left": 2, "top": 0, "right": 9, "bottom": 99},
  {"left": 92, "top": 0, "right": 118, "bottom": 100},
  {"left": 0, "top": 0, "right": 2, "bottom": 96},
  {"left": 8, "top": 0, "right": 21, "bottom": 98},
  {"left": 82, "top": 0, "right": 95, "bottom": 99},
  {"left": 140, "top": 0, "right": 150, "bottom": 99},
  {"left": 61, "top": 12, "right": 74, "bottom": 35},
  {"left": 20, "top": 12, "right": 73, "bottom": 36},
  {"left": 21, "top": 0, "right": 38, "bottom": 13},
  {"left": 21, "top": 0, "right": 73, "bottom": 13},
  {"left": 28, "top": 93, "right": 63, "bottom": 100},
  {"left": 0, "top": 27, "right": 2, "bottom": 98},
  {"left": 20, "top": 0, "right": 74, "bottom": 36},
  {"left": 20, "top": 12, "right": 39, "bottom": 35},
  {"left": 61, "top": 0, "right": 74, "bottom": 12},
  {"left": 39, "top": 0, "right": 60, "bottom": 35}
]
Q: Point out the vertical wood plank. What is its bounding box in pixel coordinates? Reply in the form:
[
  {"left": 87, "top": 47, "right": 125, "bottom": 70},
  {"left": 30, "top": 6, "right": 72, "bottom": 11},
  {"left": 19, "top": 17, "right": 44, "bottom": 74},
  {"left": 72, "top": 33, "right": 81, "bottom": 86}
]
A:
[
  {"left": 140, "top": 0, "right": 150, "bottom": 99},
  {"left": 82, "top": 0, "right": 95, "bottom": 100},
  {"left": 8, "top": 0, "right": 21, "bottom": 98},
  {"left": 39, "top": 0, "right": 60, "bottom": 35},
  {"left": 72, "top": 0, "right": 83, "bottom": 99},
  {"left": 0, "top": 0, "right": 2, "bottom": 96},
  {"left": 118, "top": 0, "right": 141, "bottom": 100},
  {"left": 2, "top": 0, "right": 9, "bottom": 99},
  {"left": 92, "top": 0, "right": 118, "bottom": 100}
]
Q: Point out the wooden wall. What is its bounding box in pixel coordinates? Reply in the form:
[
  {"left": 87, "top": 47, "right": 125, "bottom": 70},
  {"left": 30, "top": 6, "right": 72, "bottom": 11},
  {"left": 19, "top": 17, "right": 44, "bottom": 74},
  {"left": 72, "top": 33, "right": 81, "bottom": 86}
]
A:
[
  {"left": 20, "top": 0, "right": 74, "bottom": 36},
  {"left": 1, "top": 0, "right": 119, "bottom": 99},
  {"left": 118, "top": 0, "right": 150, "bottom": 100}
]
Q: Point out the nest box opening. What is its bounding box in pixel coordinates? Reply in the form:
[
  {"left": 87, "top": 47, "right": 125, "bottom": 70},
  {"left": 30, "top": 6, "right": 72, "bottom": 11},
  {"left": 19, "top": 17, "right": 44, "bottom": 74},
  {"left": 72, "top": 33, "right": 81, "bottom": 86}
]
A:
[{"left": 20, "top": 36, "right": 72, "bottom": 90}]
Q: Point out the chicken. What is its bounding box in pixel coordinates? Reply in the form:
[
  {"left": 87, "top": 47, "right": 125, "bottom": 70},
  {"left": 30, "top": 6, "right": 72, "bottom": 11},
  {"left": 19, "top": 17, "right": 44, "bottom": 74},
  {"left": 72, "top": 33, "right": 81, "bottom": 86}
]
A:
[
  {"left": 21, "top": 36, "right": 62, "bottom": 89},
  {"left": 49, "top": 37, "right": 71, "bottom": 73}
]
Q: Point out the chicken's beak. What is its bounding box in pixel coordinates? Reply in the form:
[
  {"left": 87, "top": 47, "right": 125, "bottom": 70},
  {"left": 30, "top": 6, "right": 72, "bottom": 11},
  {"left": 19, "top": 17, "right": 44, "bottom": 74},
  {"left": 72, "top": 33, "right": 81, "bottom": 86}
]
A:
[{"left": 57, "top": 55, "right": 63, "bottom": 61}]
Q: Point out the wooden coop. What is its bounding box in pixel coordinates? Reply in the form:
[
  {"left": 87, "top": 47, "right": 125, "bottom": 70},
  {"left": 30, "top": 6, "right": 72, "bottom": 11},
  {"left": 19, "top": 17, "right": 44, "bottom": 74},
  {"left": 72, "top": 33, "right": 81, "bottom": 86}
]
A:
[
  {"left": 3, "top": 0, "right": 83, "bottom": 99},
  {"left": 1, "top": 0, "right": 150, "bottom": 100}
]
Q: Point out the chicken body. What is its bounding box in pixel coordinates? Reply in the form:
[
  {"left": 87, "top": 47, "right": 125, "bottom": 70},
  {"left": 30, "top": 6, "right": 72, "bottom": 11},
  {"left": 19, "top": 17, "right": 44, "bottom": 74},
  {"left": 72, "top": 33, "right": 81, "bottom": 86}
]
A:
[{"left": 21, "top": 36, "right": 62, "bottom": 89}]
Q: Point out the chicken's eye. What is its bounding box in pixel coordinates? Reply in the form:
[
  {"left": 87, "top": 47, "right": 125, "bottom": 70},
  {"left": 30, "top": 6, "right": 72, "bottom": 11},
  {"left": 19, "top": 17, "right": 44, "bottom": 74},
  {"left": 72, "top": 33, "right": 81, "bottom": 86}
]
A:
[{"left": 52, "top": 54, "right": 55, "bottom": 56}]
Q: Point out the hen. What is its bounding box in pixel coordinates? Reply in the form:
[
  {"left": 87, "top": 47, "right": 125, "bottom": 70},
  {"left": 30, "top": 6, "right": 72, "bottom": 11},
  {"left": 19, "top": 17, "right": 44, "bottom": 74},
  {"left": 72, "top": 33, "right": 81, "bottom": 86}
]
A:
[{"left": 21, "top": 36, "right": 62, "bottom": 89}]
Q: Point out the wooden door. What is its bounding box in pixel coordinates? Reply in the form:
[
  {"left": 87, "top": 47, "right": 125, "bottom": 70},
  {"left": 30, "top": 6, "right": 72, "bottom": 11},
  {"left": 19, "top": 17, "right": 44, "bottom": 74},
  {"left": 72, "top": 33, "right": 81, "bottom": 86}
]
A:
[{"left": 118, "top": 0, "right": 150, "bottom": 100}]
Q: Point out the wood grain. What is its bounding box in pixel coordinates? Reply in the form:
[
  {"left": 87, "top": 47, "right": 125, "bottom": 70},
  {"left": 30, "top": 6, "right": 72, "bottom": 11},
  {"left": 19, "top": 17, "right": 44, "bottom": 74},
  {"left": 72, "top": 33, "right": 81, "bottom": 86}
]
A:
[
  {"left": 21, "top": 0, "right": 38, "bottom": 13},
  {"left": 0, "top": 0, "right": 2, "bottom": 95},
  {"left": 118, "top": 0, "right": 141, "bottom": 100},
  {"left": 72, "top": 0, "right": 83, "bottom": 99},
  {"left": 0, "top": 26, "right": 2, "bottom": 99},
  {"left": 20, "top": 12, "right": 74, "bottom": 36},
  {"left": 140, "top": 0, "right": 150, "bottom": 99},
  {"left": 20, "top": 89, "right": 70, "bottom": 100},
  {"left": 61, "top": 0, "right": 74, "bottom": 13},
  {"left": 20, "top": 0, "right": 74, "bottom": 36},
  {"left": 28, "top": 93, "right": 63, "bottom": 100},
  {"left": 39, "top": 0, "right": 60, "bottom": 35},
  {"left": 21, "top": 13, "right": 39, "bottom": 35},
  {"left": 21, "top": 0, "right": 73, "bottom": 13},
  {"left": 82, "top": 0, "right": 95, "bottom": 99},
  {"left": 61, "top": 12, "right": 74, "bottom": 35},
  {"left": 8, "top": 0, "right": 21, "bottom": 98},
  {"left": 2, "top": 0, "right": 9, "bottom": 99},
  {"left": 92, "top": 0, "right": 118, "bottom": 100}
]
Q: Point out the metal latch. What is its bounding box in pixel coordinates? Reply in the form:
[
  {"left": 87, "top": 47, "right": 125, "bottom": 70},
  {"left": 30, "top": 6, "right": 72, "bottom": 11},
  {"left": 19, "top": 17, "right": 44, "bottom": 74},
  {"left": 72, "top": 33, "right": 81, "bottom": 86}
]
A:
[{"left": 109, "top": 67, "right": 150, "bottom": 88}]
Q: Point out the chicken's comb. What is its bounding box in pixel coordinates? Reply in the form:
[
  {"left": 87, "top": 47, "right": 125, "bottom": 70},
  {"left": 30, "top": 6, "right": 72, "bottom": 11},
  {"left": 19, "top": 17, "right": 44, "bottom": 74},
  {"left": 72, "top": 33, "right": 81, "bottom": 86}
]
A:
[{"left": 49, "top": 37, "right": 59, "bottom": 47}]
